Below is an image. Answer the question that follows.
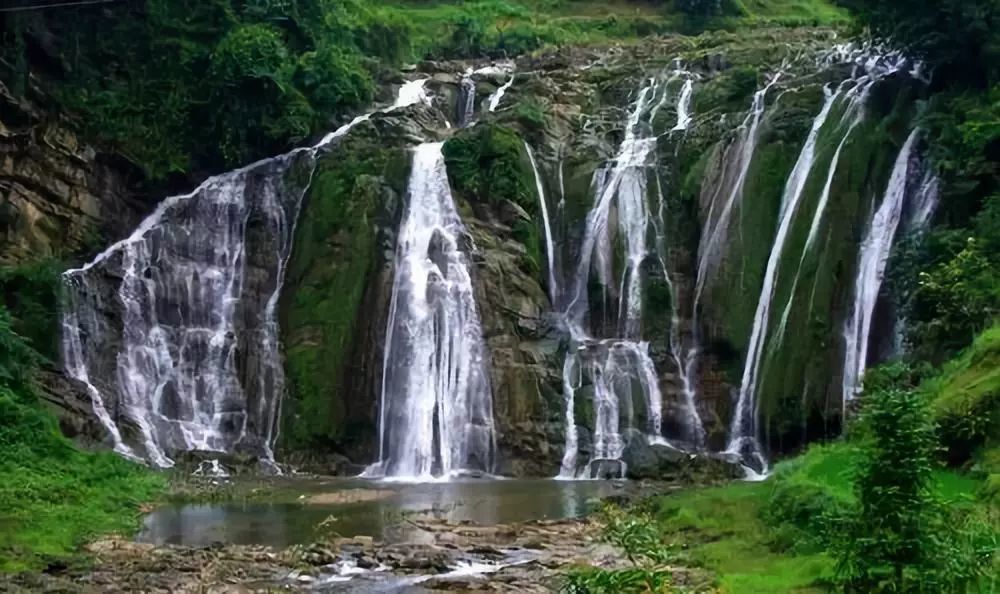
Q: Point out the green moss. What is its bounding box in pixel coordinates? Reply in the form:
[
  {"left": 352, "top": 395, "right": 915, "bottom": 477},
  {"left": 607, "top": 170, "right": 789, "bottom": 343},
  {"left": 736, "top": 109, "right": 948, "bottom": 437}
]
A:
[
  {"left": 279, "top": 134, "right": 404, "bottom": 451},
  {"left": 692, "top": 66, "right": 760, "bottom": 117},
  {"left": 512, "top": 218, "right": 542, "bottom": 276},
  {"left": 514, "top": 98, "right": 549, "bottom": 131},
  {"left": 443, "top": 123, "right": 535, "bottom": 213}
]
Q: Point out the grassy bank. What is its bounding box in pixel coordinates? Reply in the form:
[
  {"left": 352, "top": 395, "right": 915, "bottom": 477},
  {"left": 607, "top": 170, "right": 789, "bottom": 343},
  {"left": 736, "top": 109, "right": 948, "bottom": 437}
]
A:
[
  {"left": 649, "top": 443, "right": 986, "bottom": 593},
  {"left": 0, "top": 307, "right": 164, "bottom": 573},
  {"left": 0, "top": 400, "right": 164, "bottom": 572},
  {"left": 387, "top": 0, "right": 850, "bottom": 58}
]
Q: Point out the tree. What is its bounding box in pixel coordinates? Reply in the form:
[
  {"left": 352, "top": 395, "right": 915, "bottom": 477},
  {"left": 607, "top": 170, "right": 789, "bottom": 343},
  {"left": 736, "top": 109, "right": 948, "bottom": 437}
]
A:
[
  {"left": 834, "top": 387, "right": 994, "bottom": 592},
  {"left": 848, "top": 0, "right": 1000, "bottom": 87}
]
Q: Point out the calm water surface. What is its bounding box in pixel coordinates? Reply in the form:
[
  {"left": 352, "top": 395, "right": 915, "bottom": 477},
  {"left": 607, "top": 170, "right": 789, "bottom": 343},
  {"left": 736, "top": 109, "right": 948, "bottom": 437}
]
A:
[{"left": 138, "top": 478, "right": 624, "bottom": 548}]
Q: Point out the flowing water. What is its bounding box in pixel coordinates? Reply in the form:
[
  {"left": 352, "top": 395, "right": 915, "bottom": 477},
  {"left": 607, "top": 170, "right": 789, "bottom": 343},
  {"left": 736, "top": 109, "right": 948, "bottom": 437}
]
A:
[
  {"left": 558, "top": 72, "right": 701, "bottom": 478},
  {"left": 725, "top": 84, "right": 843, "bottom": 473},
  {"left": 487, "top": 74, "right": 515, "bottom": 112},
  {"left": 61, "top": 80, "right": 431, "bottom": 468},
  {"left": 716, "top": 50, "right": 923, "bottom": 473},
  {"left": 458, "top": 70, "right": 476, "bottom": 127},
  {"left": 365, "top": 143, "right": 496, "bottom": 481},
  {"left": 841, "top": 129, "right": 921, "bottom": 405},
  {"left": 525, "top": 142, "right": 559, "bottom": 304}
]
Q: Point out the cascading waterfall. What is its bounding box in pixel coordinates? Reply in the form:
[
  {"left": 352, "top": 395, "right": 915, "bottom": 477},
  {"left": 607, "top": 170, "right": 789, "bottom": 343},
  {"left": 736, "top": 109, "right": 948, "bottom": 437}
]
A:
[
  {"left": 61, "top": 156, "right": 310, "bottom": 468},
  {"left": 716, "top": 49, "right": 921, "bottom": 475},
  {"left": 558, "top": 72, "right": 700, "bottom": 479},
  {"left": 841, "top": 130, "right": 921, "bottom": 405},
  {"left": 772, "top": 52, "right": 905, "bottom": 347},
  {"left": 61, "top": 80, "right": 431, "bottom": 468},
  {"left": 365, "top": 142, "right": 496, "bottom": 481},
  {"left": 684, "top": 73, "right": 780, "bottom": 469},
  {"left": 725, "top": 84, "right": 843, "bottom": 474},
  {"left": 651, "top": 68, "right": 703, "bottom": 447},
  {"left": 458, "top": 70, "right": 476, "bottom": 127},
  {"left": 694, "top": 74, "right": 782, "bottom": 307},
  {"left": 525, "top": 143, "right": 559, "bottom": 304},
  {"left": 487, "top": 74, "right": 515, "bottom": 112}
]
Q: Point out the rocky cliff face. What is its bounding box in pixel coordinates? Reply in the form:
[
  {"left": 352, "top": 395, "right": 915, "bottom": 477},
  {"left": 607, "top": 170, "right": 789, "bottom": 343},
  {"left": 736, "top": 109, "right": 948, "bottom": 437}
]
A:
[
  {"left": 277, "top": 28, "right": 930, "bottom": 476},
  {"left": 30, "top": 26, "right": 931, "bottom": 476},
  {"left": 0, "top": 81, "right": 151, "bottom": 267}
]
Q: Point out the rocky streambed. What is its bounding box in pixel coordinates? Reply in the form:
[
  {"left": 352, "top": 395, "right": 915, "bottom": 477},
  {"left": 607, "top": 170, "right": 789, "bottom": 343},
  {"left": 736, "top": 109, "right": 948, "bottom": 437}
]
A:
[{"left": 2, "top": 477, "right": 709, "bottom": 593}]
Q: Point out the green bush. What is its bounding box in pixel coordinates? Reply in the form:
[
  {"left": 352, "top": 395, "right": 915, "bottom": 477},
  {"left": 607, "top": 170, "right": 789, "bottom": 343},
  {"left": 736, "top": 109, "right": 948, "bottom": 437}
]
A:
[
  {"left": 907, "top": 238, "right": 999, "bottom": 362},
  {"left": 442, "top": 123, "right": 535, "bottom": 212},
  {"left": 923, "top": 324, "right": 1000, "bottom": 466},
  {"left": 563, "top": 504, "right": 675, "bottom": 593},
  {"left": 831, "top": 388, "right": 992, "bottom": 592},
  {"left": 1, "top": 0, "right": 399, "bottom": 178},
  {"left": 0, "top": 261, "right": 61, "bottom": 363}
]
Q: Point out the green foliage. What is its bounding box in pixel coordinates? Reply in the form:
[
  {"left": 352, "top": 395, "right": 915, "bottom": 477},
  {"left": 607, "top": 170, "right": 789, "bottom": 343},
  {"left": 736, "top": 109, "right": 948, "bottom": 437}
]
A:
[
  {"left": 831, "top": 388, "right": 994, "bottom": 592},
  {"left": 0, "top": 307, "right": 39, "bottom": 392},
  {"left": 563, "top": 505, "right": 675, "bottom": 593},
  {"left": 443, "top": 123, "right": 534, "bottom": 212},
  {"left": 0, "top": 261, "right": 63, "bottom": 363},
  {"left": 514, "top": 98, "right": 549, "bottom": 130},
  {"left": 907, "top": 238, "right": 999, "bottom": 361},
  {"left": 1, "top": 0, "right": 390, "bottom": 178},
  {"left": 922, "top": 324, "right": 1000, "bottom": 466},
  {"left": 844, "top": 0, "right": 1000, "bottom": 87},
  {"left": 0, "top": 303, "right": 164, "bottom": 572}
]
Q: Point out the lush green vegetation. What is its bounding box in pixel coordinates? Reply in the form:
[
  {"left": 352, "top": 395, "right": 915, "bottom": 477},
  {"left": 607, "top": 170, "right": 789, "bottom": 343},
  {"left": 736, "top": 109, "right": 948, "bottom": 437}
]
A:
[
  {"left": 0, "top": 305, "right": 164, "bottom": 572},
  {"left": 1, "top": 0, "right": 848, "bottom": 184},
  {"left": 443, "top": 123, "right": 535, "bottom": 212},
  {"left": 569, "top": 353, "right": 998, "bottom": 593},
  {"left": 854, "top": 0, "right": 1000, "bottom": 365},
  {"left": 1, "top": 0, "right": 406, "bottom": 179}
]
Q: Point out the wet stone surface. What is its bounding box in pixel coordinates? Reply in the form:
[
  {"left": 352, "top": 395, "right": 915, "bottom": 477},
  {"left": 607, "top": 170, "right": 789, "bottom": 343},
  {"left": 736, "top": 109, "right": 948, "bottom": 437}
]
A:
[{"left": 1, "top": 518, "right": 622, "bottom": 592}]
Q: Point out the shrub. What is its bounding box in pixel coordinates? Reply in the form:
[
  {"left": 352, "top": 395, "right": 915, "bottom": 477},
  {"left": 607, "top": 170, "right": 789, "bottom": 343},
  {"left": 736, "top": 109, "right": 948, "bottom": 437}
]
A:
[
  {"left": 832, "top": 388, "right": 992, "bottom": 592},
  {"left": 442, "top": 124, "right": 534, "bottom": 212}
]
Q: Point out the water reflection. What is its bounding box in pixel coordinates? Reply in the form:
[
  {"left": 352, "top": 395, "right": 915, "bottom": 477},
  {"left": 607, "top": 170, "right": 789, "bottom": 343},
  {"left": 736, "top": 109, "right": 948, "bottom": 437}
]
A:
[{"left": 138, "top": 479, "right": 621, "bottom": 547}]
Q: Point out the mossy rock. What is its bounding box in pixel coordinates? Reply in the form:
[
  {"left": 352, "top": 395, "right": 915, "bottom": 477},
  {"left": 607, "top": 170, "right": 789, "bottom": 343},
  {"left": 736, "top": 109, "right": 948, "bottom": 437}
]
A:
[
  {"left": 279, "top": 131, "right": 408, "bottom": 454},
  {"left": 442, "top": 123, "right": 535, "bottom": 213}
]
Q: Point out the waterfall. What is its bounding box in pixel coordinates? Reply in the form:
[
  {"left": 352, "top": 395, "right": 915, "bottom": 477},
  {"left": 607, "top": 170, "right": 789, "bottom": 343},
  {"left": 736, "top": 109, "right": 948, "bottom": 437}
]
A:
[
  {"left": 61, "top": 80, "right": 431, "bottom": 467},
  {"left": 559, "top": 73, "right": 698, "bottom": 479},
  {"left": 672, "top": 73, "right": 695, "bottom": 132},
  {"left": 841, "top": 130, "right": 921, "bottom": 405},
  {"left": 61, "top": 155, "right": 310, "bottom": 468},
  {"left": 365, "top": 142, "right": 496, "bottom": 481},
  {"left": 488, "top": 75, "right": 515, "bottom": 112},
  {"left": 694, "top": 74, "right": 782, "bottom": 307},
  {"left": 458, "top": 70, "right": 476, "bottom": 127},
  {"left": 726, "top": 84, "right": 843, "bottom": 474},
  {"left": 905, "top": 168, "right": 940, "bottom": 232},
  {"left": 683, "top": 74, "right": 779, "bottom": 471},
  {"left": 772, "top": 53, "right": 903, "bottom": 347},
  {"left": 557, "top": 354, "right": 581, "bottom": 478},
  {"left": 525, "top": 143, "right": 559, "bottom": 304}
]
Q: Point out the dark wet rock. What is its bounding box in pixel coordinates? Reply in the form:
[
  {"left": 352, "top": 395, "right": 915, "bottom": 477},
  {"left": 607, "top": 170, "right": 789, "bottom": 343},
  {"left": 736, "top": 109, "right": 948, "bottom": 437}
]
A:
[{"left": 622, "top": 429, "right": 742, "bottom": 482}]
